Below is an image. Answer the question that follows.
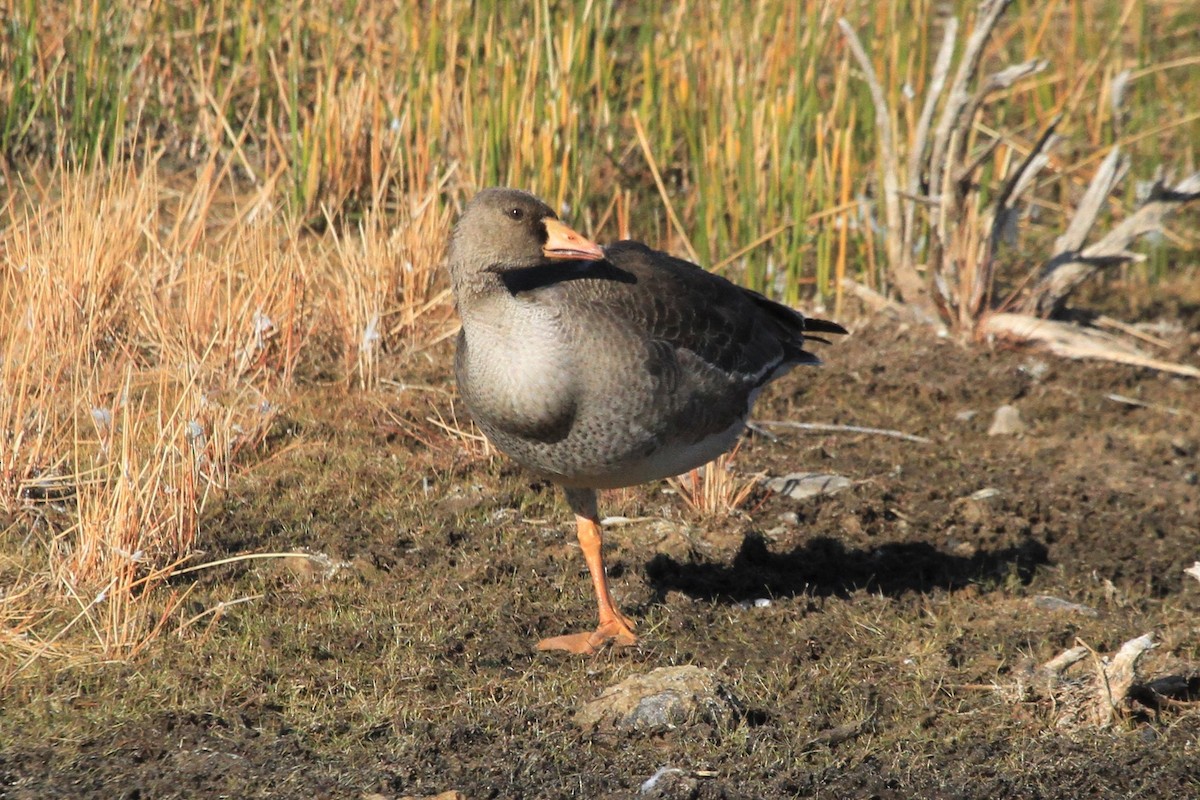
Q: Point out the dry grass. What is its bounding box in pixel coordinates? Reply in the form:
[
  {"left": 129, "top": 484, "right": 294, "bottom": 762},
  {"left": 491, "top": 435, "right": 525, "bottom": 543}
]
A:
[
  {"left": 4, "top": 1, "right": 1192, "bottom": 296},
  {"left": 0, "top": 158, "right": 451, "bottom": 679},
  {"left": 327, "top": 189, "right": 457, "bottom": 390},
  {"left": 668, "top": 446, "right": 763, "bottom": 518}
]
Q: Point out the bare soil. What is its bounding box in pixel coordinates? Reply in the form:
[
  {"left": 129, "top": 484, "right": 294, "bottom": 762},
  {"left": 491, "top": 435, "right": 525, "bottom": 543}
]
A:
[{"left": 3, "top": 313, "right": 1199, "bottom": 799}]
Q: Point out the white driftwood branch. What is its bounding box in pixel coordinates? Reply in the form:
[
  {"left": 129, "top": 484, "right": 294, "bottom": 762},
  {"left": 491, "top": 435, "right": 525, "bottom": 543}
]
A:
[
  {"left": 756, "top": 420, "right": 933, "bottom": 444},
  {"left": 1092, "top": 633, "right": 1157, "bottom": 726},
  {"left": 1083, "top": 170, "right": 1200, "bottom": 258},
  {"left": 1041, "top": 646, "right": 1089, "bottom": 676},
  {"left": 1054, "top": 146, "right": 1129, "bottom": 255},
  {"left": 927, "top": 0, "right": 1014, "bottom": 204},
  {"left": 838, "top": 19, "right": 922, "bottom": 305},
  {"left": 982, "top": 312, "right": 1200, "bottom": 378},
  {"left": 1110, "top": 69, "right": 1132, "bottom": 138},
  {"left": 840, "top": 277, "right": 940, "bottom": 326},
  {"left": 983, "top": 60, "right": 1050, "bottom": 93},
  {"left": 1017, "top": 634, "right": 1159, "bottom": 729},
  {"left": 902, "top": 17, "right": 959, "bottom": 255},
  {"left": 1027, "top": 170, "right": 1200, "bottom": 316},
  {"left": 958, "top": 59, "right": 1049, "bottom": 163},
  {"left": 975, "top": 116, "right": 1060, "bottom": 314}
]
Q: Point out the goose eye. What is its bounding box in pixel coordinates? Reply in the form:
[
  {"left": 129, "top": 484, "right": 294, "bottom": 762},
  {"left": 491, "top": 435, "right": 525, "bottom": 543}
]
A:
[{"left": 508, "top": 207, "right": 524, "bottom": 220}]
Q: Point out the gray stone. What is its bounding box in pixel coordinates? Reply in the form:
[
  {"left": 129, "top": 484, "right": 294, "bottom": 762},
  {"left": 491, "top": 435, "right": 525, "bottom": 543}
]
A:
[
  {"left": 1032, "top": 594, "right": 1098, "bottom": 617},
  {"left": 764, "top": 472, "right": 851, "bottom": 500},
  {"left": 576, "top": 666, "right": 738, "bottom": 733}
]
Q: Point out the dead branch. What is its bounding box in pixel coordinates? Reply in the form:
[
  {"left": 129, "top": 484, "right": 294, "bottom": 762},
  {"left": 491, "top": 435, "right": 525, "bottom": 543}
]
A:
[
  {"left": 1040, "top": 646, "right": 1088, "bottom": 677},
  {"left": 990, "top": 115, "right": 1060, "bottom": 219},
  {"left": 1024, "top": 170, "right": 1200, "bottom": 316},
  {"left": 981, "top": 312, "right": 1200, "bottom": 378},
  {"left": 1109, "top": 69, "right": 1132, "bottom": 139},
  {"left": 1095, "top": 634, "right": 1157, "bottom": 726},
  {"left": 838, "top": 19, "right": 924, "bottom": 309},
  {"left": 755, "top": 420, "right": 934, "bottom": 444},
  {"left": 902, "top": 18, "right": 959, "bottom": 270},
  {"left": 1009, "top": 634, "right": 1160, "bottom": 729},
  {"left": 1105, "top": 393, "right": 1190, "bottom": 417},
  {"left": 974, "top": 114, "right": 1060, "bottom": 316},
  {"left": 927, "top": 0, "right": 1015, "bottom": 207},
  {"left": 1055, "top": 146, "right": 1129, "bottom": 255},
  {"left": 958, "top": 59, "right": 1050, "bottom": 183},
  {"left": 840, "top": 277, "right": 939, "bottom": 325},
  {"left": 841, "top": 0, "right": 1197, "bottom": 376},
  {"left": 1092, "top": 315, "right": 1170, "bottom": 349}
]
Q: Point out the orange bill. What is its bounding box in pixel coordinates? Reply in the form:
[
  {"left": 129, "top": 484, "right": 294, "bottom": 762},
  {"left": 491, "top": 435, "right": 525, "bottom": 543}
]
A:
[{"left": 542, "top": 217, "right": 604, "bottom": 261}]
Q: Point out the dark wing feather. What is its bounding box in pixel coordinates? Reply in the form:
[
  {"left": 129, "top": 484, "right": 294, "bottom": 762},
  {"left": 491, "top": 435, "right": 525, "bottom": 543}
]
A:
[
  {"left": 804, "top": 317, "right": 850, "bottom": 336},
  {"left": 594, "top": 241, "right": 836, "bottom": 383}
]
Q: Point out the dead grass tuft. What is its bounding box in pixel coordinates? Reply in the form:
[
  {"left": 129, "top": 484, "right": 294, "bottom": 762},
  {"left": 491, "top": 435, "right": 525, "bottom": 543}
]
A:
[
  {"left": 0, "top": 156, "right": 451, "bottom": 677},
  {"left": 668, "top": 445, "right": 762, "bottom": 518}
]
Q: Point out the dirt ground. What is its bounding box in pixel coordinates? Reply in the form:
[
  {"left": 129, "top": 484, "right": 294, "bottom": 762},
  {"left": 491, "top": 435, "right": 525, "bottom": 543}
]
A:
[{"left": 3, "top": 308, "right": 1200, "bottom": 799}]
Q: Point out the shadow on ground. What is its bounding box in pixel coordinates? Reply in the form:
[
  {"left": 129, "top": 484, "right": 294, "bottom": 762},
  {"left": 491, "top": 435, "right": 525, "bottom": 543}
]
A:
[{"left": 645, "top": 531, "right": 1049, "bottom": 603}]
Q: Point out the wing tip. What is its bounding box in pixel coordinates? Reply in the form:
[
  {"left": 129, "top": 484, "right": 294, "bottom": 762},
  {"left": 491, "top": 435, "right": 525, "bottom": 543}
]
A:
[{"left": 804, "top": 317, "right": 849, "bottom": 336}]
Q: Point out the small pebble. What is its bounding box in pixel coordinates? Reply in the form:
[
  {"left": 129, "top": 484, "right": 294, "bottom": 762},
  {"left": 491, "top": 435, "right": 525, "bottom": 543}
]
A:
[
  {"left": 987, "top": 405, "right": 1027, "bottom": 436},
  {"left": 1019, "top": 359, "right": 1049, "bottom": 381}
]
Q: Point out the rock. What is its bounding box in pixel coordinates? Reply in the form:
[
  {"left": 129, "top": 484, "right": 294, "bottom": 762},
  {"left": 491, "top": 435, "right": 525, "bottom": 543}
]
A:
[
  {"left": 576, "top": 666, "right": 738, "bottom": 733},
  {"left": 1032, "top": 594, "right": 1098, "bottom": 617},
  {"left": 280, "top": 551, "right": 351, "bottom": 581},
  {"left": 943, "top": 535, "right": 977, "bottom": 557},
  {"left": 958, "top": 500, "right": 989, "bottom": 525},
  {"left": 987, "top": 404, "right": 1026, "bottom": 436},
  {"left": 764, "top": 472, "right": 851, "bottom": 500}
]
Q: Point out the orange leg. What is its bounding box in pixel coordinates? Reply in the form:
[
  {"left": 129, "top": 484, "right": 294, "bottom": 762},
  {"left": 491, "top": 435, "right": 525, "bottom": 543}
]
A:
[{"left": 538, "top": 490, "right": 638, "bottom": 654}]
